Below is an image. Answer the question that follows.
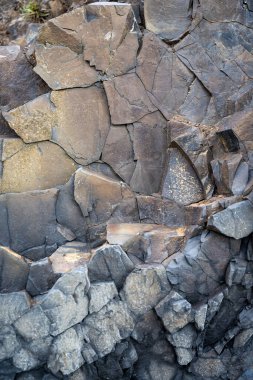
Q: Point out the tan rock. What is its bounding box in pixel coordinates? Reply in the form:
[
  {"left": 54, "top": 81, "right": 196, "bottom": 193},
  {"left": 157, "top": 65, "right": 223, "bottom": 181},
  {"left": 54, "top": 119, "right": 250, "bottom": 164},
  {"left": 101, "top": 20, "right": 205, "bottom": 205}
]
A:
[
  {"left": 0, "top": 141, "right": 77, "bottom": 193},
  {"left": 3, "top": 87, "right": 110, "bottom": 166}
]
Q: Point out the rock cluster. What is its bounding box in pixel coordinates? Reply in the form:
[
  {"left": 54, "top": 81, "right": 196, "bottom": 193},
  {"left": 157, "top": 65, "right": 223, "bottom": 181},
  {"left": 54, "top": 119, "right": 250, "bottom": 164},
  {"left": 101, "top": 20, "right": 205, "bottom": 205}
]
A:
[{"left": 1, "top": 1, "right": 253, "bottom": 379}]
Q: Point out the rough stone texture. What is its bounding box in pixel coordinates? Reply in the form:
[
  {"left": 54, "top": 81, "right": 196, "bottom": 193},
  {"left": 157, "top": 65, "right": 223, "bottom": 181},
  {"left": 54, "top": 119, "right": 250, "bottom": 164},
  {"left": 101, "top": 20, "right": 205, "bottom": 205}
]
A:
[
  {"left": 208, "top": 200, "right": 253, "bottom": 239},
  {"left": 0, "top": 246, "right": 29, "bottom": 292},
  {"left": 144, "top": 0, "right": 194, "bottom": 41},
  {"left": 88, "top": 244, "right": 134, "bottom": 289},
  {"left": 1, "top": 1, "right": 253, "bottom": 378},
  {"left": 0, "top": 45, "right": 48, "bottom": 136}
]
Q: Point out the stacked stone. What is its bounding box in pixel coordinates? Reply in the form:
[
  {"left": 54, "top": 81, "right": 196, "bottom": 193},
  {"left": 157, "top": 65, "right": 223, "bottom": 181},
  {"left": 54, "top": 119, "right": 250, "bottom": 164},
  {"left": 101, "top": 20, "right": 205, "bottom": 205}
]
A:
[{"left": 0, "top": 1, "right": 253, "bottom": 379}]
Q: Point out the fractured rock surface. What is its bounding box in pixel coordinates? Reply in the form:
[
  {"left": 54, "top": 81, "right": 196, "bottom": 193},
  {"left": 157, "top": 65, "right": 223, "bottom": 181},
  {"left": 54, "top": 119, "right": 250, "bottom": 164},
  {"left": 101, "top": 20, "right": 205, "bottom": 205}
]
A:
[{"left": 1, "top": 0, "right": 253, "bottom": 378}]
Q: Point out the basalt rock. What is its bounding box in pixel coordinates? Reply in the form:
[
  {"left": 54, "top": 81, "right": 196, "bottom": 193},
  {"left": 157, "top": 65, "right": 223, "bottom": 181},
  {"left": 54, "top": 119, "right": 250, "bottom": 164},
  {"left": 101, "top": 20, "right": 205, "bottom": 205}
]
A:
[{"left": 1, "top": 0, "right": 253, "bottom": 378}]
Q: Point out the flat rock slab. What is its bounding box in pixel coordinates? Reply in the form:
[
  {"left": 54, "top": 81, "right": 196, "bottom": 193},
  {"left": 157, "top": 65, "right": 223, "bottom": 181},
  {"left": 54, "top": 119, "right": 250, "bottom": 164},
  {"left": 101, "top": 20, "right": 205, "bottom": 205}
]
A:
[
  {"left": 35, "top": 3, "right": 139, "bottom": 84},
  {"left": 3, "top": 87, "right": 110, "bottom": 166},
  {"left": 208, "top": 200, "right": 253, "bottom": 239},
  {"left": 0, "top": 138, "right": 77, "bottom": 193}
]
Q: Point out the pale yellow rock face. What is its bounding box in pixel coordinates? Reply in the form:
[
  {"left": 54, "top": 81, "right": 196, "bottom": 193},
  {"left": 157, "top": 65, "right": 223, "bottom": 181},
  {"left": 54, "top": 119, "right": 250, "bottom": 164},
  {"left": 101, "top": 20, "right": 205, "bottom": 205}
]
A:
[
  {"left": 3, "top": 94, "right": 54, "bottom": 143},
  {"left": 0, "top": 141, "right": 77, "bottom": 193}
]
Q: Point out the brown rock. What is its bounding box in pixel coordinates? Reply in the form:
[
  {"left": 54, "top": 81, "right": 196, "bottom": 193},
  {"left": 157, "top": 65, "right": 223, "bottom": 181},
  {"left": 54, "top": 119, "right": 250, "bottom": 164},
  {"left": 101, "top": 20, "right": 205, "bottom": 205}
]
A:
[
  {"left": 34, "top": 44, "right": 99, "bottom": 90},
  {"left": 104, "top": 73, "right": 157, "bottom": 125}
]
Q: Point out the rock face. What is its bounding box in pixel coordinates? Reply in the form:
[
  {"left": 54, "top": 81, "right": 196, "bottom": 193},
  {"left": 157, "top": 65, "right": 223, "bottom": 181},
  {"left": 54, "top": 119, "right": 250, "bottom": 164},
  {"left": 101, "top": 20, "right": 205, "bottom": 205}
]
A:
[{"left": 1, "top": 1, "right": 253, "bottom": 379}]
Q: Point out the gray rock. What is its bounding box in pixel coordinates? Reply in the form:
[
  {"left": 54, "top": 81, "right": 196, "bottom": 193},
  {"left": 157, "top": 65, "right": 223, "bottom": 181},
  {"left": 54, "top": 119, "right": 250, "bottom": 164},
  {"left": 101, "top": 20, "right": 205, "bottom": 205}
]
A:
[
  {"left": 0, "top": 291, "right": 30, "bottom": 326},
  {"left": 0, "top": 326, "right": 21, "bottom": 361},
  {"left": 121, "top": 264, "right": 170, "bottom": 315},
  {"left": 0, "top": 246, "right": 29, "bottom": 292},
  {"left": 144, "top": 0, "right": 193, "bottom": 41},
  {"left": 82, "top": 300, "right": 135, "bottom": 358},
  {"left": 167, "top": 324, "right": 197, "bottom": 365},
  {"left": 48, "top": 326, "right": 84, "bottom": 375},
  {"left": 208, "top": 200, "right": 253, "bottom": 239},
  {"left": 12, "top": 348, "right": 39, "bottom": 372},
  {"left": 89, "top": 282, "right": 118, "bottom": 314},
  {"left": 88, "top": 245, "right": 134, "bottom": 289},
  {"left": 14, "top": 305, "right": 50, "bottom": 341},
  {"left": 41, "top": 267, "right": 89, "bottom": 336},
  {"left": 26, "top": 258, "right": 58, "bottom": 297},
  {"left": 155, "top": 291, "right": 193, "bottom": 334}
]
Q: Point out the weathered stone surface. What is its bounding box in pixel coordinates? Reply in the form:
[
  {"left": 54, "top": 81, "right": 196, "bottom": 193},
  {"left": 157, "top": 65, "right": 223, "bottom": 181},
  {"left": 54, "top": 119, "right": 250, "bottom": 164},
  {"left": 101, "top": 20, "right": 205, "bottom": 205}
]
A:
[
  {"left": 26, "top": 258, "right": 58, "bottom": 297},
  {"left": 137, "top": 195, "right": 186, "bottom": 226},
  {"left": 166, "top": 232, "right": 239, "bottom": 302},
  {"left": 2, "top": 189, "right": 66, "bottom": 253},
  {"left": 88, "top": 244, "right": 134, "bottom": 289},
  {"left": 88, "top": 281, "right": 118, "bottom": 314},
  {"left": 136, "top": 32, "right": 194, "bottom": 120},
  {"left": 74, "top": 168, "right": 138, "bottom": 225},
  {"left": 14, "top": 305, "right": 50, "bottom": 341},
  {"left": 50, "top": 242, "right": 91, "bottom": 275},
  {"left": 155, "top": 291, "right": 193, "bottom": 334},
  {"left": 104, "top": 73, "right": 157, "bottom": 125},
  {"left": 36, "top": 3, "right": 139, "bottom": 78},
  {"left": 102, "top": 125, "right": 136, "bottom": 184},
  {"left": 107, "top": 223, "right": 186, "bottom": 264},
  {"left": 208, "top": 200, "right": 253, "bottom": 239},
  {"left": 162, "top": 147, "right": 204, "bottom": 206},
  {"left": 0, "top": 246, "right": 29, "bottom": 292},
  {"left": 13, "top": 348, "right": 39, "bottom": 372},
  {"left": 167, "top": 324, "right": 197, "bottom": 365},
  {"left": 3, "top": 87, "right": 110, "bottom": 166},
  {"left": 144, "top": 0, "right": 193, "bottom": 41},
  {"left": 82, "top": 300, "right": 135, "bottom": 357},
  {"left": 0, "top": 45, "right": 48, "bottom": 136},
  {"left": 82, "top": 3, "right": 140, "bottom": 76},
  {"left": 121, "top": 264, "right": 170, "bottom": 315},
  {"left": 48, "top": 327, "right": 84, "bottom": 375},
  {"left": 41, "top": 267, "right": 90, "bottom": 336},
  {"left": 34, "top": 45, "right": 98, "bottom": 90},
  {"left": 0, "top": 139, "right": 77, "bottom": 193},
  {"left": 0, "top": 291, "right": 30, "bottom": 326}
]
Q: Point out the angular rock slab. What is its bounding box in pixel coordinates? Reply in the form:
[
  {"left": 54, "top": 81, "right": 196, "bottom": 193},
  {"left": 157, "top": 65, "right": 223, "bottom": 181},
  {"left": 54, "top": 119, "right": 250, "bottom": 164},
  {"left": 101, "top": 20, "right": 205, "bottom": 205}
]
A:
[
  {"left": 34, "top": 45, "right": 99, "bottom": 90},
  {"left": 0, "top": 45, "right": 48, "bottom": 136},
  {"left": 74, "top": 168, "right": 139, "bottom": 225},
  {"left": 3, "top": 87, "right": 110, "bottom": 166},
  {"left": 0, "top": 246, "right": 29, "bottom": 293},
  {"left": 0, "top": 291, "right": 30, "bottom": 326},
  {"left": 0, "top": 138, "right": 77, "bottom": 193},
  {"left": 162, "top": 147, "right": 204, "bottom": 206},
  {"left": 144, "top": 0, "right": 193, "bottom": 41},
  {"left": 36, "top": 3, "right": 139, "bottom": 80},
  {"left": 121, "top": 264, "right": 170, "bottom": 315},
  {"left": 107, "top": 223, "right": 187, "bottom": 264},
  {"left": 208, "top": 200, "right": 253, "bottom": 239},
  {"left": 136, "top": 32, "right": 194, "bottom": 120},
  {"left": 104, "top": 73, "right": 157, "bottom": 124}
]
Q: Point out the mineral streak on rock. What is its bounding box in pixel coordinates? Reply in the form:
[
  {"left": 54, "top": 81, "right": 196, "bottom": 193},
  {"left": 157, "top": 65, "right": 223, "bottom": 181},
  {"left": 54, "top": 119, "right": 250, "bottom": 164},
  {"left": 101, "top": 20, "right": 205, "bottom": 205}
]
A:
[{"left": 0, "top": 0, "right": 253, "bottom": 378}]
